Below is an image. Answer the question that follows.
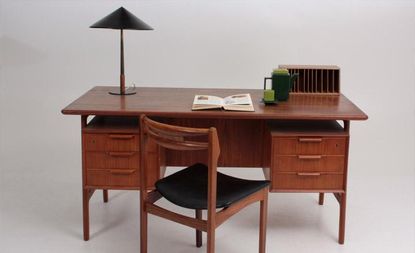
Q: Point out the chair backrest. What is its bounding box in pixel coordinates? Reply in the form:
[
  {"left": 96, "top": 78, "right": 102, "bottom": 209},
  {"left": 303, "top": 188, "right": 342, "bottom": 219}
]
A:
[
  {"left": 141, "top": 115, "right": 212, "bottom": 151},
  {"left": 140, "top": 115, "right": 221, "bottom": 214}
]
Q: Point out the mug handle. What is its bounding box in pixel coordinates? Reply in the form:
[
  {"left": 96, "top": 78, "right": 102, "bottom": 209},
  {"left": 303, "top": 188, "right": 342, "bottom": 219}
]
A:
[{"left": 264, "top": 77, "right": 272, "bottom": 90}]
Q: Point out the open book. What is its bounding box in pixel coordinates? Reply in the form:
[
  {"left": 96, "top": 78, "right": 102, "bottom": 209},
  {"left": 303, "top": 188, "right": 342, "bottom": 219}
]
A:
[{"left": 192, "top": 94, "right": 254, "bottom": 112}]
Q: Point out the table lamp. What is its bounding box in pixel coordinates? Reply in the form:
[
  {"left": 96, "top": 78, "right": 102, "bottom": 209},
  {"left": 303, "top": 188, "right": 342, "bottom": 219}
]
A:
[{"left": 90, "top": 7, "right": 153, "bottom": 95}]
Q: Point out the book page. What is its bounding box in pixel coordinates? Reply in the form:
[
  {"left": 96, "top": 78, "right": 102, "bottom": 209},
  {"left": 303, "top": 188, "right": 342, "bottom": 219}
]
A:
[
  {"left": 193, "top": 95, "right": 224, "bottom": 106},
  {"left": 223, "top": 94, "right": 252, "bottom": 105},
  {"left": 223, "top": 104, "right": 255, "bottom": 112},
  {"left": 222, "top": 94, "right": 254, "bottom": 112},
  {"left": 192, "top": 94, "right": 254, "bottom": 111}
]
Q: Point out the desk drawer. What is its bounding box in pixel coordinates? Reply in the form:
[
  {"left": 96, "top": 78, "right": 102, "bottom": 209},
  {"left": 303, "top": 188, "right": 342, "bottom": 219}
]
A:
[
  {"left": 86, "top": 151, "right": 139, "bottom": 169},
  {"left": 87, "top": 169, "right": 139, "bottom": 187},
  {"left": 274, "top": 155, "right": 344, "bottom": 173},
  {"left": 84, "top": 133, "right": 139, "bottom": 151},
  {"left": 272, "top": 172, "right": 344, "bottom": 190},
  {"left": 273, "top": 137, "right": 346, "bottom": 155}
]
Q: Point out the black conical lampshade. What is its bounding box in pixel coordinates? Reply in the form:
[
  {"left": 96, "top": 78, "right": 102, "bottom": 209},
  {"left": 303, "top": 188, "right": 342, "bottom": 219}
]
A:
[
  {"left": 90, "top": 7, "right": 153, "bottom": 96},
  {"left": 90, "top": 7, "right": 153, "bottom": 30}
]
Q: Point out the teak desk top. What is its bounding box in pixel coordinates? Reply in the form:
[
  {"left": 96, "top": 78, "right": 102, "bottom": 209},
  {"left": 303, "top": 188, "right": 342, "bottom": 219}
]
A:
[{"left": 62, "top": 86, "right": 368, "bottom": 120}]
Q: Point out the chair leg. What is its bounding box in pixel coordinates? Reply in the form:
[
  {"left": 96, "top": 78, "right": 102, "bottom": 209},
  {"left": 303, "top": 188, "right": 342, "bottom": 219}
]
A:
[
  {"left": 338, "top": 192, "right": 346, "bottom": 244},
  {"left": 206, "top": 227, "right": 215, "bottom": 253},
  {"left": 318, "top": 193, "right": 324, "bottom": 205},
  {"left": 195, "top": 209, "right": 203, "bottom": 247},
  {"left": 82, "top": 188, "right": 90, "bottom": 241},
  {"left": 140, "top": 200, "right": 148, "bottom": 253},
  {"left": 259, "top": 189, "right": 268, "bottom": 253},
  {"left": 103, "top": 190, "right": 109, "bottom": 203}
]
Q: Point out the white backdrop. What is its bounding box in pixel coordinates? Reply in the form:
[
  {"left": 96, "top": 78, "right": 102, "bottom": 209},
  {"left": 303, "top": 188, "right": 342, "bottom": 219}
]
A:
[{"left": 1, "top": 1, "right": 414, "bottom": 253}]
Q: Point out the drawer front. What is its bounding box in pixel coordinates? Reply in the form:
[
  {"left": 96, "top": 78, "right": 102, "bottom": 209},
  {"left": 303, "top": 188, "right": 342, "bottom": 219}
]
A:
[
  {"left": 85, "top": 153, "right": 161, "bottom": 188},
  {"left": 84, "top": 133, "right": 139, "bottom": 151},
  {"left": 272, "top": 172, "right": 344, "bottom": 190},
  {"left": 87, "top": 169, "right": 139, "bottom": 187},
  {"left": 273, "top": 137, "right": 346, "bottom": 155},
  {"left": 86, "top": 151, "right": 139, "bottom": 169},
  {"left": 274, "top": 155, "right": 344, "bottom": 173}
]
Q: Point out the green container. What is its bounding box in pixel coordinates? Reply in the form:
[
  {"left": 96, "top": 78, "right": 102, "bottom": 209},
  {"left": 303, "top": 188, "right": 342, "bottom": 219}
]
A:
[
  {"left": 263, "top": 89, "right": 275, "bottom": 102},
  {"left": 273, "top": 74, "right": 291, "bottom": 101},
  {"left": 264, "top": 72, "right": 299, "bottom": 101}
]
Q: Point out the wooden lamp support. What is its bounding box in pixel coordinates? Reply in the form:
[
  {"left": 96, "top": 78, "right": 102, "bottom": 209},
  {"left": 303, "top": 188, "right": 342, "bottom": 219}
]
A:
[{"left": 109, "top": 29, "right": 136, "bottom": 96}]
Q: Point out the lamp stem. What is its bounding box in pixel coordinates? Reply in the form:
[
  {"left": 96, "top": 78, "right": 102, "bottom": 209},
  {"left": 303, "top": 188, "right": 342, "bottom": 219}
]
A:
[{"left": 120, "top": 29, "right": 125, "bottom": 94}]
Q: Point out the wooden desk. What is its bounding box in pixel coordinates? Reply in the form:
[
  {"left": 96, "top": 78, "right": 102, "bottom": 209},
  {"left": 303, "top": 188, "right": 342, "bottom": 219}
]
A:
[{"left": 62, "top": 86, "right": 367, "bottom": 244}]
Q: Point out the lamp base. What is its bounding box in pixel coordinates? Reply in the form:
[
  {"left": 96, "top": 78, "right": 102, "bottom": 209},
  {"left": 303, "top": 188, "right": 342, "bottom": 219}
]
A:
[{"left": 108, "top": 91, "right": 137, "bottom": 95}]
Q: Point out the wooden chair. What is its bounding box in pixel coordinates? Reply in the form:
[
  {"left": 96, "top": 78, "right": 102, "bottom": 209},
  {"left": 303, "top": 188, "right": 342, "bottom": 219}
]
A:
[{"left": 139, "top": 115, "right": 270, "bottom": 253}]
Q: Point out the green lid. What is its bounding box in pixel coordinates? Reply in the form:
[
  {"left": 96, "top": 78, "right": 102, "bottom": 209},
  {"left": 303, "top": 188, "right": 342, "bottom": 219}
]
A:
[{"left": 272, "top": 68, "right": 289, "bottom": 75}]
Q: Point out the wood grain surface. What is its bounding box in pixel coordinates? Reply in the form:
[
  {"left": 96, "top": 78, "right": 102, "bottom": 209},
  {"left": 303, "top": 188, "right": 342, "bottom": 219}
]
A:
[{"left": 62, "top": 86, "right": 368, "bottom": 120}]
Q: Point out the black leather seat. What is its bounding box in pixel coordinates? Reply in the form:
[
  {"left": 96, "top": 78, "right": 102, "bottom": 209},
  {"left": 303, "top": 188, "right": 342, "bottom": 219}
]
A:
[{"left": 156, "top": 163, "right": 270, "bottom": 210}]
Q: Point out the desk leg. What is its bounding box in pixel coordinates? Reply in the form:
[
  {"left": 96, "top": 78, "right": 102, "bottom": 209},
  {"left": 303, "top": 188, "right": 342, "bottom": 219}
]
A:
[
  {"left": 82, "top": 188, "right": 90, "bottom": 241},
  {"left": 103, "top": 190, "right": 109, "bottom": 203},
  {"left": 81, "top": 116, "right": 90, "bottom": 241},
  {"left": 338, "top": 192, "right": 346, "bottom": 244},
  {"left": 318, "top": 193, "right": 324, "bottom": 205}
]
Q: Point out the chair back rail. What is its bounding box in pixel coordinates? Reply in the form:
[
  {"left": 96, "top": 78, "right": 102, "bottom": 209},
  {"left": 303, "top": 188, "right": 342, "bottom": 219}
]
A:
[
  {"left": 140, "top": 114, "right": 220, "bottom": 185},
  {"left": 142, "top": 115, "right": 215, "bottom": 151}
]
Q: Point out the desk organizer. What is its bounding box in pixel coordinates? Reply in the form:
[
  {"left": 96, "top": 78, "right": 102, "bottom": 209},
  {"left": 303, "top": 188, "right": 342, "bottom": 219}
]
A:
[{"left": 279, "top": 65, "right": 340, "bottom": 94}]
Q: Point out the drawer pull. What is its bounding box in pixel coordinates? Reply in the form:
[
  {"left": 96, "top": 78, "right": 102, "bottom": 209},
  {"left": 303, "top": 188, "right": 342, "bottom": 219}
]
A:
[
  {"left": 297, "top": 172, "right": 321, "bottom": 176},
  {"left": 110, "top": 169, "right": 136, "bottom": 175},
  {"left": 298, "top": 155, "right": 322, "bottom": 160},
  {"left": 109, "top": 134, "right": 135, "bottom": 140},
  {"left": 298, "top": 138, "right": 322, "bottom": 143},
  {"left": 108, "top": 152, "right": 135, "bottom": 157}
]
